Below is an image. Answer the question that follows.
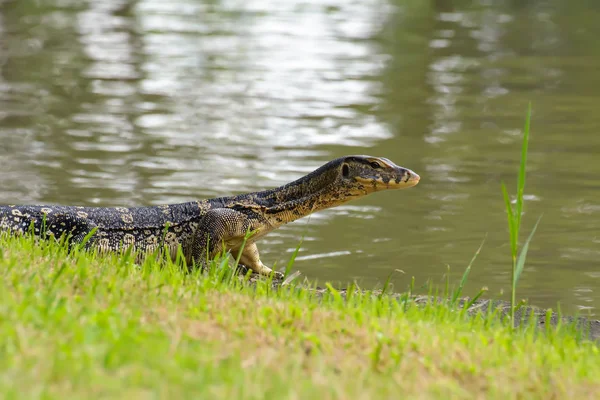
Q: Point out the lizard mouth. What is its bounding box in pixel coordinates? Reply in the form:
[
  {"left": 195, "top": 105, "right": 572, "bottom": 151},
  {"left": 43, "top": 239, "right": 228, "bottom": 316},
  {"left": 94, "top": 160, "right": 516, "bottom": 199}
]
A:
[
  {"left": 355, "top": 169, "right": 420, "bottom": 190},
  {"left": 403, "top": 170, "right": 420, "bottom": 187}
]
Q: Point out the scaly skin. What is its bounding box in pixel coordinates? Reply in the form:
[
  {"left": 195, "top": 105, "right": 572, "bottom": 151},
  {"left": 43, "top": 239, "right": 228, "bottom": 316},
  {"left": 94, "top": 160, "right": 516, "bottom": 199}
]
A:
[{"left": 0, "top": 155, "right": 420, "bottom": 278}]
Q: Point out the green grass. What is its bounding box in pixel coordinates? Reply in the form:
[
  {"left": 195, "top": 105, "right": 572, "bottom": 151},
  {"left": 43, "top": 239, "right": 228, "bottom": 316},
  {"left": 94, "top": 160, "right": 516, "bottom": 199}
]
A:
[
  {"left": 0, "top": 232, "right": 599, "bottom": 400},
  {"left": 501, "top": 104, "right": 543, "bottom": 327}
]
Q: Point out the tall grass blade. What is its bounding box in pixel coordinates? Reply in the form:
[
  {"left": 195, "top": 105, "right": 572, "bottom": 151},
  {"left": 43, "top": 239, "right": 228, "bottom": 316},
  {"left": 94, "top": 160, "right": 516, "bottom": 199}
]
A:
[
  {"left": 233, "top": 228, "right": 254, "bottom": 269},
  {"left": 500, "top": 182, "right": 517, "bottom": 257},
  {"left": 515, "top": 102, "right": 532, "bottom": 231},
  {"left": 504, "top": 103, "right": 537, "bottom": 329},
  {"left": 515, "top": 214, "right": 543, "bottom": 283}
]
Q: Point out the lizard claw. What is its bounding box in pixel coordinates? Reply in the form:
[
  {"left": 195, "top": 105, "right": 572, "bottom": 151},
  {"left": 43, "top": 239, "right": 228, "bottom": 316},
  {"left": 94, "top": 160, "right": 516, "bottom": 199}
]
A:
[{"left": 271, "top": 270, "right": 285, "bottom": 280}]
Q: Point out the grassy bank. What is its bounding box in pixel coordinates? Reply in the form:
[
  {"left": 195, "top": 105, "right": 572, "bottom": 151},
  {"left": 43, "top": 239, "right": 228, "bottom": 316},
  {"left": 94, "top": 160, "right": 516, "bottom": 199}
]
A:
[{"left": 0, "top": 233, "right": 599, "bottom": 399}]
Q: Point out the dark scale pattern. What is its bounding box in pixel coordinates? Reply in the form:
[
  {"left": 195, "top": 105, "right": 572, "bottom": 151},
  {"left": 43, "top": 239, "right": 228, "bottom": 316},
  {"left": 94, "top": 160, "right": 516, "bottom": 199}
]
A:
[
  {"left": 0, "top": 206, "right": 95, "bottom": 240},
  {"left": 0, "top": 156, "right": 420, "bottom": 277}
]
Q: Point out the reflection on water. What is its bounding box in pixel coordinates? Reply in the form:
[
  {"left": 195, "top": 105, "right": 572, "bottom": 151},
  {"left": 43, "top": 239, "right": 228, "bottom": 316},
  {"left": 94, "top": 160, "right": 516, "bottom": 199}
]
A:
[{"left": 0, "top": 0, "right": 599, "bottom": 314}]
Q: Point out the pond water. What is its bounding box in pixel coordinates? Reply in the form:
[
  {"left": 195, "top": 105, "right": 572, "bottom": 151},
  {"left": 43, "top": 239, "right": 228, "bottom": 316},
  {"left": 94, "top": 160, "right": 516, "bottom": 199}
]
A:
[{"left": 1, "top": 0, "right": 599, "bottom": 315}]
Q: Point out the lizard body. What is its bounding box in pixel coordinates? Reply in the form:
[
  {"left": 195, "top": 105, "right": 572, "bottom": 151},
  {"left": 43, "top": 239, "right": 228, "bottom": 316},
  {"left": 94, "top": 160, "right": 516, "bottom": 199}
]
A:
[{"left": 0, "top": 155, "right": 420, "bottom": 278}]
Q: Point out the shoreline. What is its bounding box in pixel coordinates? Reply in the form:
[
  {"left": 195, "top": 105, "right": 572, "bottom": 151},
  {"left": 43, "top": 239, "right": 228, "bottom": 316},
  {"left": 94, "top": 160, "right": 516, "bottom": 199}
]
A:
[{"left": 255, "top": 273, "right": 600, "bottom": 343}]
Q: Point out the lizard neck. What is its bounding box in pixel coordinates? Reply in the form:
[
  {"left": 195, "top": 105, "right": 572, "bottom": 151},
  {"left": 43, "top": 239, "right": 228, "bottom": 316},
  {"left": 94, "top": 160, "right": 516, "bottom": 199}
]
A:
[{"left": 250, "top": 158, "right": 362, "bottom": 227}]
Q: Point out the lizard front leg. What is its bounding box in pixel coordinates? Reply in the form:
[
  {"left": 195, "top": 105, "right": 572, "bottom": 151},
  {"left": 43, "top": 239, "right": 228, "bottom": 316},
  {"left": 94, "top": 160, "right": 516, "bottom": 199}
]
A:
[
  {"left": 234, "top": 242, "right": 283, "bottom": 279},
  {"left": 190, "top": 208, "right": 280, "bottom": 278}
]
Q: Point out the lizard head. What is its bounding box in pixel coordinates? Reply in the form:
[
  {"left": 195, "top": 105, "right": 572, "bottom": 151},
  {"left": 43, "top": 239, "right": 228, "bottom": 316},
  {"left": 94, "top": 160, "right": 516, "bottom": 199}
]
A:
[{"left": 338, "top": 155, "right": 420, "bottom": 193}]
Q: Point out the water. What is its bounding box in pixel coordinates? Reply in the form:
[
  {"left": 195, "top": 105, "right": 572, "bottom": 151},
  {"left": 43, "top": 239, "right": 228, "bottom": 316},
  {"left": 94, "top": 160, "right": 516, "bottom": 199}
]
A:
[{"left": 1, "top": 0, "right": 599, "bottom": 315}]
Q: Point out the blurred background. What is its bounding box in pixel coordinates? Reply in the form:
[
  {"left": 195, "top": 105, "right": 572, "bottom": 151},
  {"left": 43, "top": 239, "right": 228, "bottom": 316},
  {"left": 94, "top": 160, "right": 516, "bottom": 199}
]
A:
[{"left": 0, "top": 0, "right": 599, "bottom": 314}]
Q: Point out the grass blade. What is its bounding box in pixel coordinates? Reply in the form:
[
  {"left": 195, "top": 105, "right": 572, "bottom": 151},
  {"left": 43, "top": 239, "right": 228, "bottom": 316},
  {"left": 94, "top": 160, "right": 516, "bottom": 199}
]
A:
[
  {"left": 325, "top": 282, "right": 343, "bottom": 304},
  {"left": 501, "top": 182, "right": 517, "bottom": 257},
  {"left": 379, "top": 272, "right": 394, "bottom": 300},
  {"left": 77, "top": 226, "right": 99, "bottom": 251},
  {"left": 285, "top": 236, "right": 304, "bottom": 279},
  {"left": 464, "top": 287, "right": 488, "bottom": 310},
  {"left": 282, "top": 270, "right": 302, "bottom": 286},
  {"left": 451, "top": 235, "right": 486, "bottom": 305},
  {"left": 515, "top": 214, "right": 543, "bottom": 283},
  {"left": 515, "top": 103, "right": 532, "bottom": 231}
]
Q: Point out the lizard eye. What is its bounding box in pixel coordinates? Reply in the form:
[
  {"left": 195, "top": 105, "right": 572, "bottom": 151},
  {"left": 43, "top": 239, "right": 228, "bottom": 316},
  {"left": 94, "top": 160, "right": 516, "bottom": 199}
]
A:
[
  {"left": 370, "top": 161, "right": 382, "bottom": 169},
  {"left": 342, "top": 164, "right": 350, "bottom": 177}
]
